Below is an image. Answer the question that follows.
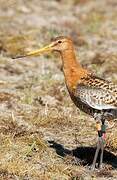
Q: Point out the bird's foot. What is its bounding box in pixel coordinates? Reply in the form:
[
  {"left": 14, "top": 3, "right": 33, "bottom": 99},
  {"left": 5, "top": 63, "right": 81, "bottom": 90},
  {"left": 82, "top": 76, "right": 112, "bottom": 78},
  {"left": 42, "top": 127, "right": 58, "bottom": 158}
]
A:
[
  {"left": 99, "top": 163, "right": 104, "bottom": 169},
  {"left": 88, "top": 163, "right": 100, "bottom": 171},
  {"left": 89, "top": 164, "right": 97, "bottom": 171},
  {"left": 89, "top": 165, "right": 104, "bottom": 172}
]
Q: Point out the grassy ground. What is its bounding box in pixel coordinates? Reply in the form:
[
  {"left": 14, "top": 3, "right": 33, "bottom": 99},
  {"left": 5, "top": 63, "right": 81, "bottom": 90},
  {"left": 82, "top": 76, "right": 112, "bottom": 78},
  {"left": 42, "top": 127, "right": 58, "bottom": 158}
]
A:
[{"left": 0, "top": 0, "right": 117, "bottom": 179}]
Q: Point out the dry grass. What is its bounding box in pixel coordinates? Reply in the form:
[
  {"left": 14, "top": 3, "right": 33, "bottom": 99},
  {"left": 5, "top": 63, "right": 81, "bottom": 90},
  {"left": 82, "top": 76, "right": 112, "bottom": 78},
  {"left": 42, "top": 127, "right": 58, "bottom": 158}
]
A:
[{"left": 0, "top": 0, "right": 117, "bottom": 179}]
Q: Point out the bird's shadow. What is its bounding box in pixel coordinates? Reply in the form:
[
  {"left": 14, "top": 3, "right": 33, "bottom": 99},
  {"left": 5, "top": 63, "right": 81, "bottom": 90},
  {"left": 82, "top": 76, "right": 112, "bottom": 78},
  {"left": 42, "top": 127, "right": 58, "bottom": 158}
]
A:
[{"left": 48, "top": 140, "right": 117, "bottom": 168}]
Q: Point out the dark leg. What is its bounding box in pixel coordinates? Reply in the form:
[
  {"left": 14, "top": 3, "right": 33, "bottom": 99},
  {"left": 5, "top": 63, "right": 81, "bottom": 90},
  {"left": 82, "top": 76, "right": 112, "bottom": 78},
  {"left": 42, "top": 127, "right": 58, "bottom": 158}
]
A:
[
  {"left": 91, "top": 119, "right": 106, "bottom": 170},
  {"left": 99, "top": 141, "right": 104, "bottom": 169},
  {"left": 91, "top": 138, "right": 101, "bottom": 170},
  {"left": 99, "top": 121, "right": 106, "bottom": 169}
]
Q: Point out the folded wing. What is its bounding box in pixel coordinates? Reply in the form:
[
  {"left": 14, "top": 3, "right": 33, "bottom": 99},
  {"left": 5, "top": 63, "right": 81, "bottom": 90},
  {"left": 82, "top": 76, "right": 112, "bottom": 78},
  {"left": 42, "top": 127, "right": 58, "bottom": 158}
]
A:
[{"left": 74, "top": 75, "right": 117, "bottom": 110}]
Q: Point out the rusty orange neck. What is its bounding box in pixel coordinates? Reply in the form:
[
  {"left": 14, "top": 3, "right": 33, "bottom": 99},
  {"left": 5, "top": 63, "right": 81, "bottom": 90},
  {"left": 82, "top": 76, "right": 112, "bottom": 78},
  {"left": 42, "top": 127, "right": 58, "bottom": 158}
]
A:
[{"left": 61, "top": 49, "right": 88, "bottom": 91}]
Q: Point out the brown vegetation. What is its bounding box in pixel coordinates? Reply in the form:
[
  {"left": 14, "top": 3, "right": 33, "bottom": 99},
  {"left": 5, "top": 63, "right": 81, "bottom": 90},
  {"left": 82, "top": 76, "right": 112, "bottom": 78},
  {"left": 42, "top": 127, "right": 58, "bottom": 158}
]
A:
[{"left": 0, "top": 0, "right": 117, "bottom": 179}]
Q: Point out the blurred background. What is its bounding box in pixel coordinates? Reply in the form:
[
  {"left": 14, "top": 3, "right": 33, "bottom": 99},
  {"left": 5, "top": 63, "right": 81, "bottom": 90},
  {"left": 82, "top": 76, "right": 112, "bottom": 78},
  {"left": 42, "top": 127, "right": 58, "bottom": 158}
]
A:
[{"left": 0, "top": 0, "right": 117, "bottom": 179}]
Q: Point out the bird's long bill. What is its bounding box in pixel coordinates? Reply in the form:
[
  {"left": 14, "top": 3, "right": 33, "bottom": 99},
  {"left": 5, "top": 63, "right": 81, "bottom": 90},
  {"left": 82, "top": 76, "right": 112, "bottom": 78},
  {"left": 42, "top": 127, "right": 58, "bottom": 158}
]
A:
[{"left": 13, "top": 44, "right": 53, "bottom": 59}]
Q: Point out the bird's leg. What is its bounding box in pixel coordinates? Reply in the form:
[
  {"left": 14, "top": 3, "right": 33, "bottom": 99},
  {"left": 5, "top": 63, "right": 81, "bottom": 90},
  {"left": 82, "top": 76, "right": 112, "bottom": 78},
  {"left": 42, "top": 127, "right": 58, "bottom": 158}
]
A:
[
  {"left": 99, "top": 119, "right": 106, "bottom": 169},
  {"left": 99, "top": 140, "right": 104, "bottom": 169},
  {"left": 91, "top": 118, "right": 106, "bottom": 170},
  {"left": 91, "top": 120, "right": 102, "bottom": 170}
]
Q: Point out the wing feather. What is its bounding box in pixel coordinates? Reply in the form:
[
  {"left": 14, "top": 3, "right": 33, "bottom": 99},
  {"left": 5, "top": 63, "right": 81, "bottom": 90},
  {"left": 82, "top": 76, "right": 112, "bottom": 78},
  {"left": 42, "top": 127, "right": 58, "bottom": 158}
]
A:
[{"left": 74, "top": 75, "right": 117, "bottom": 110}]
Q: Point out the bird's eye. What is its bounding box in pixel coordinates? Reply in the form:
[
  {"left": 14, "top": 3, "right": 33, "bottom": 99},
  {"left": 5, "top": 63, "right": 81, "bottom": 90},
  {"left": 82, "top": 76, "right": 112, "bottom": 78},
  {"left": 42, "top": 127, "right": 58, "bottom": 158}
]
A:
[{"left": 58, "top": 40, "right": 62, "bottom": 44}]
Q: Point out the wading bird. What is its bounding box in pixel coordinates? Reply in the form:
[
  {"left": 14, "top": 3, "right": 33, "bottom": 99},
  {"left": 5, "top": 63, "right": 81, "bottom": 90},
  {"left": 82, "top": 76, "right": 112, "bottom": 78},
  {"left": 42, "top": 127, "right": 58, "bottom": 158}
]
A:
[{"left": 14, "top": 36, "right": 117, "bottom": 170}]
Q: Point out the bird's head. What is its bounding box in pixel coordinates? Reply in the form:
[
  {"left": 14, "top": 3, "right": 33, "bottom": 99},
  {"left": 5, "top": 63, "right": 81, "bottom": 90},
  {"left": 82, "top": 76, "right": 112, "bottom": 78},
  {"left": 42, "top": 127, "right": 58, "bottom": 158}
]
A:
[
  {"left": 49, "top": 36, "right": 73, "bottom": 52},
  {"left": 13, "top": 36, "right": 73, "bottom": 58}
]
